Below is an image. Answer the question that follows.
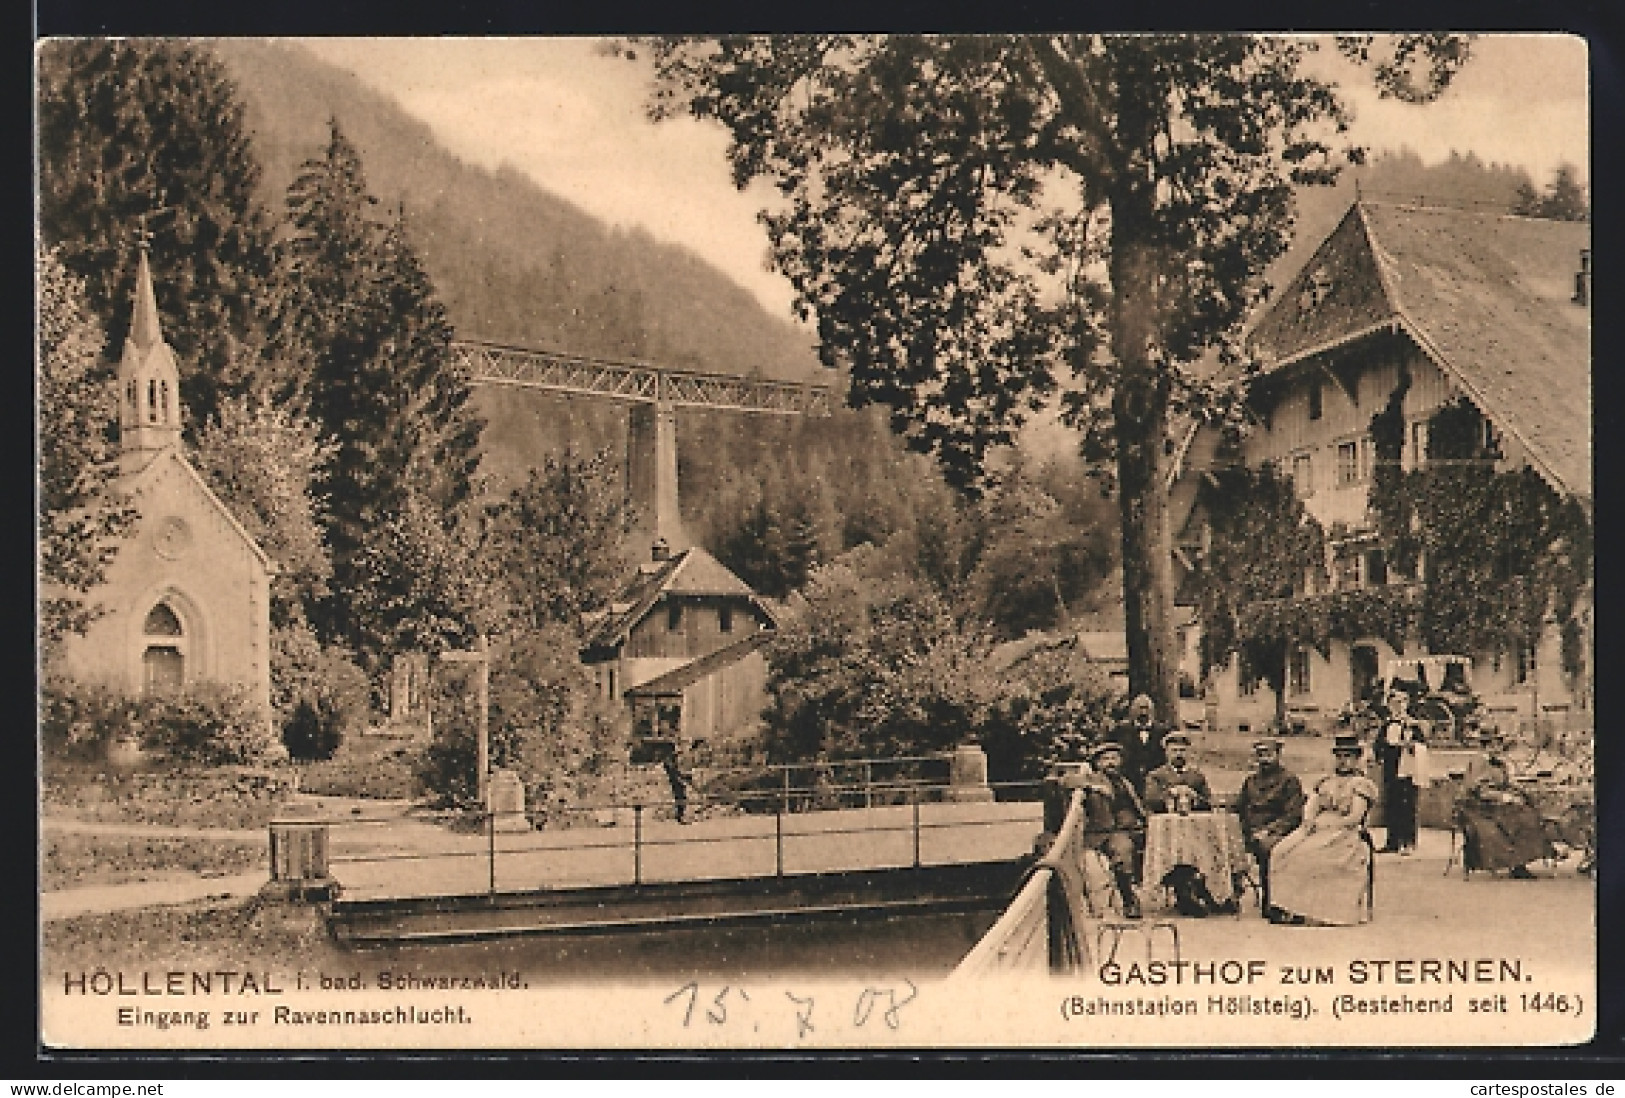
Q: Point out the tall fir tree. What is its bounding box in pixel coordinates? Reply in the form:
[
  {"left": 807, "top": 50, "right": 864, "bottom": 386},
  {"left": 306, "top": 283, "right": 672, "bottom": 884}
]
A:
[
  {"left": 37, "top": 247, "right": 137, "bottom": 658},
  {"left": 276, "top": 121, "right": 484, "bottom": 664},
  {"left": 37, "top": 39, "right": 279, "bottom": 430}
]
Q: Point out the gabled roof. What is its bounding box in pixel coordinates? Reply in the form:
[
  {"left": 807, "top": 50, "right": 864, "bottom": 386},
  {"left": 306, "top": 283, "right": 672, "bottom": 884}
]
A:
[
  {"left": 1249, "top": 201, "right": 1591, "bottom": 500},
  {"left": 581, "top": 546, "right": 776, "bottom": 651},
  {"left": 123, "top": 448, "right": 275, "bottom": 571}
]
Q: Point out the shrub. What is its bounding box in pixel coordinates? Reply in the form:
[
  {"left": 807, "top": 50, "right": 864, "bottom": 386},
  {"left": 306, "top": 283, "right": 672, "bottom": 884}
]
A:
[
  {"left": 138, "top": 683, "right": 274, "bottom": 766},
  {"left": 39, "top": 675, "right": 138, "bottom": 763},
  {"left": 40, "top": 676, "right": 274, "bottom": 767},
  {"left": 271, "top": 624, "right": 372, "bottom": 761}
]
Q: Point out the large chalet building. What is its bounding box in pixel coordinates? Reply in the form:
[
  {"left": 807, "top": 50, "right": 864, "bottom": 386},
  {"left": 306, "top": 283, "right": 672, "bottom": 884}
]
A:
[{"left": 1174, "top": 200, "right": 1591, "bottom": 732}]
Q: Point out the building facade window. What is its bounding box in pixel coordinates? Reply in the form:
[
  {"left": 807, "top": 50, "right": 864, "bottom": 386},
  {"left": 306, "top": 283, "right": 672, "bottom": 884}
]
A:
[
  {"left": 1292, "top": 452, "right": 1314, "bottom": 497},
  {"left": 1409, "top": 420, "right": 1428, "bottom": 469},
  {"left": 1308, "top": 381, "right": 1323, "bottom": 421},
  {"left": 667, "top": 601, "right": 683, "bottom": 632},
  {"left": 1336, "top": 440, "right": 1361, "bottom": 486},
  {"left": 1289, "top": 647, "right": 1312, "bottom": 696},
  {"left": 719, "top": 605, "right": 733, "bottom": 634},
  {"left": 1364, "top": 548, "right": 1388, "bottom": 587},
  {"left": 1515, "top": 637, "right": 1538, "bottom": 684}
]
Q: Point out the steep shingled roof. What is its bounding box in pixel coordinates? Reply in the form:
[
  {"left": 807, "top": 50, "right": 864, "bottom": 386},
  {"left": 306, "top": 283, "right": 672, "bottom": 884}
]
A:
[
  {"left": 581, "top": 545, "right": 777, "bottom": 651},
  {"left": 1249, "top": 202, "right": 1591, "bottom": 500}
]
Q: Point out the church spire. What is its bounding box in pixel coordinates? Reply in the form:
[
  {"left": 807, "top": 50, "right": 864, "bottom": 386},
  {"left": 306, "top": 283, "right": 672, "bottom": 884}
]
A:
[
  {"left": 118, "top": 240, "right": 183, "bottom": 460},
  {"left": 129, "top": 244, "right": 164, "bottom": 353}
]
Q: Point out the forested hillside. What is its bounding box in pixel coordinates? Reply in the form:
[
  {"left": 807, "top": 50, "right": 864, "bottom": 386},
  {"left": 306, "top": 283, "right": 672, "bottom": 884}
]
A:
[{"left": 214, "top": 40, "right": 823, "bottom": 384}]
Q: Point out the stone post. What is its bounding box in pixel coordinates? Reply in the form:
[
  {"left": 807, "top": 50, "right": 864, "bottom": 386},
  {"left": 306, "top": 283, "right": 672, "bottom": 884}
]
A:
[
  {"left": 488, "top": 767, "right": 532, "bottom": 832},
  {"left": 947, "top": 742, "right": 995, "bottom": 803}
]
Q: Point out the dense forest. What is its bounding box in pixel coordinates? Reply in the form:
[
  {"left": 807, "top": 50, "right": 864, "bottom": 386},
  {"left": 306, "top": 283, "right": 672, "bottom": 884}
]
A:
[{"left": 213, "top": 40, "right": 824, "bottom": 384}]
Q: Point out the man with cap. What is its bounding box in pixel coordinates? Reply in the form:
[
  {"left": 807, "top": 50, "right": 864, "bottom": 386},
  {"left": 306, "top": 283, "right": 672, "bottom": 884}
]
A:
[
  {"left": 1081, "top": 739, "right": 1148, "bottom": 918},
  {"left": 1111, "top": 693, "right": 1170, "bottom": 796},
  {"left": 1144, "top": 731, "right": 1220, "bottom": 915},
  {"left": 1231, "top": 737, "right": 1306, "bottom": 913},
  {"left": 1144, "top": 731, "right": 1212, "bottom": 814}
]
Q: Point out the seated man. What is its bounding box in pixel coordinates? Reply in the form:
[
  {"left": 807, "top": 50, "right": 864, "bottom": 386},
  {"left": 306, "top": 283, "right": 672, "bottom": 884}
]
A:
[
  {"left": 1144, "top": 731, "right": 1220, "bottom": 916},
  {"left": 1081, "top": 740, "right": 1148, "bottom": 918},
  {"left": 1231, "top": 738, "right": 1306, "bottom": 912},
  {"left": 1459, "top": 743, "right": 1554, "bottom": 879}
]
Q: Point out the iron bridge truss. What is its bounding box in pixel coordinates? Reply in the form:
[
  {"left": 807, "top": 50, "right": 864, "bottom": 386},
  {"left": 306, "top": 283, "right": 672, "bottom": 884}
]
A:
[{"left": 452, "top": 339, "right": 835, "bottom": 417}]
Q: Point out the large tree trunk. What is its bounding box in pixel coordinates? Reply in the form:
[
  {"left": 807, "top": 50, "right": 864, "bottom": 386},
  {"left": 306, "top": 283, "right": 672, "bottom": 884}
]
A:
[{"left": 1109, "top": 234, "right": 1181, "bottom": 724}]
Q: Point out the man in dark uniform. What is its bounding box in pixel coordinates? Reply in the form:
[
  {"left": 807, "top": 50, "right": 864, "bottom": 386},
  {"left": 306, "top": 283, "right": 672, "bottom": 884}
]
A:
[
  {"left": 1082, "top": 740, "right": 1148, "bottom": 918},
  {"left": 1144, "top": 731, "right": 1220, "bottom": 916},
  {"left": 1111, "top": 693, "right": 1169, "bottom": 796},
  {"left": 1231, "top": 737, "right": 1305, "bottom": 913}
]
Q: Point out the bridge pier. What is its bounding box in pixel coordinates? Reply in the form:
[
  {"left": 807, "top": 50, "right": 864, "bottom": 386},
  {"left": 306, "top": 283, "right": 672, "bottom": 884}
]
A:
[{"left": 627, "top": 400, "right": 685, "bottom": 549}]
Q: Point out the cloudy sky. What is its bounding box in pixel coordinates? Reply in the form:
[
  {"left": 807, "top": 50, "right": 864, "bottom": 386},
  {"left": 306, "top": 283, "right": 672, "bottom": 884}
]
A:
[{"left": 303, "top": 35, "right": 1589, "bottom": 321}]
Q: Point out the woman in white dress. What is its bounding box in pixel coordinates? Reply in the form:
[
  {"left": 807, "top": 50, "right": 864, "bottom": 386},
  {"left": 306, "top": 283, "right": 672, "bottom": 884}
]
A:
[{"left": 1268, "top": 735, "right": 1378, "bottom": 926}]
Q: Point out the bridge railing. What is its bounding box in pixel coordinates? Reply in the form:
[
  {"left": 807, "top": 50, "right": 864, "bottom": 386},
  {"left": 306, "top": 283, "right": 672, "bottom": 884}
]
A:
[
  {"left": 451, "top": 338, "right": 835, "bottom": 416},
  {"left": 270, "top": 777, "right": 1046, "bottom": 903},
  {"left": 949, "top": 785, "right": 1098, "bottom": 979}
]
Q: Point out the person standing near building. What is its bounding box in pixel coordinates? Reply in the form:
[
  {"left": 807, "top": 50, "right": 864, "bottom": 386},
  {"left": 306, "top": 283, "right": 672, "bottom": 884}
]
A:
[
  {"left": 1376, "top": 690, "right": 1427, "bottom": 854},
  {"left": 662, "top": 750, "right": 690, "bottom": 824},
  {"left": 1112, "top": 693, "right": 1169, "bottom": 796}
]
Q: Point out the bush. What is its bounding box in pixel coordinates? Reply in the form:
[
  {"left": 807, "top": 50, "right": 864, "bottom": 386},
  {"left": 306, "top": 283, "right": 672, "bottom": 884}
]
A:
[
  {"left": 40, "top": 675, "right": 137, "bottom": 763},
  {"left": 138, "top": 683, "right": 275, "bottom": 766},
  {"left": 40, "top": 676, "right": 274, "bottom": 767},
  {"left": 296, "top": 735, "right": 421, "bottom": 800},
  {"left": 272, "top": 624, "right": 372, "bottom": 761}
]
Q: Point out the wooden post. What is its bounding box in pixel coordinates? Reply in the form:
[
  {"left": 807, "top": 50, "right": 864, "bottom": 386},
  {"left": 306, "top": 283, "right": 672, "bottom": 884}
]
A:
[
  {"left": 775, "top": 802, "right": 784, "bottom": 878},
  {"left": 442, "top": 634, "right": 492, "bottom": 808},
  {"left": 912, "top": 786, "right": 922, "bottom": 869},
  {"left": 633, "top": 803, "right": 644, "bottom": 885}
]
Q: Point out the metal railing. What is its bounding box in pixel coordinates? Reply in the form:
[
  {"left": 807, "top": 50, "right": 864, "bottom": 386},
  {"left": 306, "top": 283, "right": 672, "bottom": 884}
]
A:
[
  {"left": 452, "top": 338, "right": 835, "bottom": 416},
  {"left": 271, "top": 775, "right": 1047, "bottom": 902},
  {"left": 950, "top": 787, "right": 1097, "bottom": 979}
]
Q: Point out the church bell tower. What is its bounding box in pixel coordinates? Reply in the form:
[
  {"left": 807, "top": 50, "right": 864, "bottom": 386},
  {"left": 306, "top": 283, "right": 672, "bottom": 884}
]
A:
[{"left": 117, "top": 246, "right": 183, "bottom": 461}]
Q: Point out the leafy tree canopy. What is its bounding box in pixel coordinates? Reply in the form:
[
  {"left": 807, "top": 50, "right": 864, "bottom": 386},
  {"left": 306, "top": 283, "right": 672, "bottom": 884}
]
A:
[
  {"left": 640, "top": 33, "right": 1470, "bottom": 717},
  {"left": 37, "top": 247, "right": 137, "bottom": 658}
]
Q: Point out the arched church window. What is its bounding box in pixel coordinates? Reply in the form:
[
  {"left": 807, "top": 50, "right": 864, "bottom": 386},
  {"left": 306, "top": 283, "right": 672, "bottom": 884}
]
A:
[
  {"left": 141, "top": 601, "right": 185, "bottom": 693},
  {"left": 144, "top": 602, "right": 183, "bottom": 636},
  {"left": 147, "top": 379, "right": 158, "bottom": 423},
  {"left": 127, "top": 379, "right": 137, "bottom": 409},
  {"left": 159, "top": 380, "right": 170, "bottom": 423}
]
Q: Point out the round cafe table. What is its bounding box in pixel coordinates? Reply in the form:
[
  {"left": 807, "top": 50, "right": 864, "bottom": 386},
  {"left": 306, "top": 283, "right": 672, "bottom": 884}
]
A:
[{"left": 1142, "top": 810, "right": 1249, "bottom": 906}]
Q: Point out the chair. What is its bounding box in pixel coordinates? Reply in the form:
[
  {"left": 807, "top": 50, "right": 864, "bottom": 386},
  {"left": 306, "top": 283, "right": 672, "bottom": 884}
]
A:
[{"left": 1081, "top": 849, "right": 1182, "bottom": 966}]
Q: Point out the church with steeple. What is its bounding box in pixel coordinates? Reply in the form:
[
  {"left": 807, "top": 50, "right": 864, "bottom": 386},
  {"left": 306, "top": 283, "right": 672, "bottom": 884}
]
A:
[{"left": 50, "top": 247, "right": 274, "bottom": 724}]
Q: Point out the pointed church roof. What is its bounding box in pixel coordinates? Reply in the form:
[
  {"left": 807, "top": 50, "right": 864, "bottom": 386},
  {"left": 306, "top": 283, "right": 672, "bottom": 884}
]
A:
[
  {"left": 1248, "top": 202, "right": 1591, "bottom": 501},
  {"left": 129, "top": 246, "right": 165, "bottom": 352}
]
